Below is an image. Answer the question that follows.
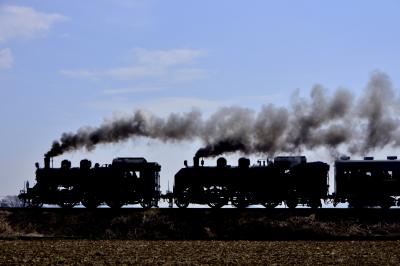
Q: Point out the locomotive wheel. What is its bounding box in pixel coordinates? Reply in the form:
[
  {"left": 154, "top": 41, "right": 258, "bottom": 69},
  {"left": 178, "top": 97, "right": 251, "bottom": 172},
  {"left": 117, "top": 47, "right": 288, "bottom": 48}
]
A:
[
  {"left": 348, "top": 199, "right": 363, "bottom": 209},
  {"left": 82, "top": 201, "right": 100, "bottom": 209},
  {"left": 140, "top": 199, "right": 152, "bottom": 209},
  {"left": 232, "top": 201, "right": 249, "bottom": 209},
  {"left": 380, "top": 197, "right": 394, "bottom": 209},
  {"left": 175, "top": 198, "right": 189, "bottom": 208},
  {"left": 285, "top": 199, "right": 297, "bottom": 209},
  {"left": 309, "top": 198, "right": 321, "bottom": 209},
  {"left": 29, "top": 198, "right": 43, "bottom": 208},
  {"left": 106, "top": 200, "right": 123, "bottom": 209},
  {"left": 81, "top": 197, "right": 101, "bottom": 209},
  {"left": 208, "top": 201, "right": 224, "bottom": 209},
  {"left": 58, "top": 201, "right": 77, "bottom": 209},
  {"left": 262, "top": 201, "right": 280, "bottom": 209},
  {"left": 231, "top": 192, "right": 250, "bottom": 208},
  {"left": 206, "top": 185, "right": 226, "bottom": 209},
  {"left": 175, "top": 187, "right": 190, "bottom": 208}
]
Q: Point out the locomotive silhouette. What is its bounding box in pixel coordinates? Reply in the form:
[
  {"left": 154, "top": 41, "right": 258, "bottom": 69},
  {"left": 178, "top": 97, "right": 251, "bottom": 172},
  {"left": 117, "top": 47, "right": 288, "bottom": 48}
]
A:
[
  {"left": 18, "top": 154, "right": 400, "bottom": 209},
  {"left": 20, "top": 156, "right": 161, "bottom": 209}
]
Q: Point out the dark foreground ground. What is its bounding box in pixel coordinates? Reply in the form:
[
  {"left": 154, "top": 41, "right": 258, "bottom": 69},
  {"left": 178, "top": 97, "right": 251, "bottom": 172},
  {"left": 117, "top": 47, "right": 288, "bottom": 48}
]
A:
[
  {"left": 0, "top": 240, "right": 399, "bottom": 265},
  {"left": 2, "top": 208, "right": 400, "bottom": 240}
]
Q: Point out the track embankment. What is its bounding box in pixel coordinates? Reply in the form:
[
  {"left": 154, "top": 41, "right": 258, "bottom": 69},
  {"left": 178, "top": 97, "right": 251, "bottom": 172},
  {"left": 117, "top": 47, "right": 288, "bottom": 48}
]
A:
[{"left": 1, "top": 208, "right": 400, "bottom": 240}]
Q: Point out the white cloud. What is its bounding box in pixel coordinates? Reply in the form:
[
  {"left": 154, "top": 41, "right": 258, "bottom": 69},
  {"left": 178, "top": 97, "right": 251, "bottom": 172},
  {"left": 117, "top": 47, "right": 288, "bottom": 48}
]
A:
[
  {"left": 60, "top": 48, "right": 207, "bottom": 82},
  {"left": 0, "top": 5, "right": 67, "bottom": 43},
  {"left": 0, "top": 48, "right": 13, "bottom": 69}
]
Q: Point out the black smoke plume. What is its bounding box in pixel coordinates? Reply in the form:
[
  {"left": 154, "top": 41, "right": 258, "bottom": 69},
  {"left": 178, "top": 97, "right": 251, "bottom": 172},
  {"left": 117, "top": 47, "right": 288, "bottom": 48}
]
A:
[
  {"left": 46, "top": 110, "right": 202, "bottom": 157},
  {"left": 195, "top": 140, "right": 248, "bottom": 158},
  {"left": 47, "top": 71, "right": 400, "bottom": 158}
]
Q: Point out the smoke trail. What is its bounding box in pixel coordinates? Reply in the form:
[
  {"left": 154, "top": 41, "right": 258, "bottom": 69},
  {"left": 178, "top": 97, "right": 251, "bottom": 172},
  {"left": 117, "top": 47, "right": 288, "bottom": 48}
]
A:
[
  {"left": 195, "top": 140, "right": 248, "bottom": 158},
  {"left": 46, "top": 110, "right": 202, "bottom": 157},
  {"left": 47, "top": 71, "right": 400, "bottom": 158},
  {"left": 253, "top": 104, "right": 289, "bottom": 154},
  {"left": 358, "top": 72, "right": 398, "bottom": 151}
]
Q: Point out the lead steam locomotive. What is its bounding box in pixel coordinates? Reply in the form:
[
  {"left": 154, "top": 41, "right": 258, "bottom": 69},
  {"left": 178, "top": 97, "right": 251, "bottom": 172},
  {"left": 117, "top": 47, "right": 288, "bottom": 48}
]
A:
[
  {"left": 18, "top": 155, "right": 400, "bottom": 209},
  {"left": 19, "top": 156, "right": 161, "bottom": 209}
]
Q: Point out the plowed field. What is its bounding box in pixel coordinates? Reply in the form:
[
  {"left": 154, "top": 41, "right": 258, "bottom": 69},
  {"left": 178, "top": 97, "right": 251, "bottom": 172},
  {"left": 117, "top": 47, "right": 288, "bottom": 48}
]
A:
[{"left": 0, "top": 240, "right": 399, "bottom": 265}]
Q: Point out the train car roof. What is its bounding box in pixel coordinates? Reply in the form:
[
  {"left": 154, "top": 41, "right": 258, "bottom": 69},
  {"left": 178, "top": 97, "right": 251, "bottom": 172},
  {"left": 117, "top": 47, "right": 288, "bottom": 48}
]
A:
[
  {"left": 112, "top": 157, "right": 147, "bottom": 164},
  {"left": 335, "top": 159, "right": 400, "bottom": 164}
]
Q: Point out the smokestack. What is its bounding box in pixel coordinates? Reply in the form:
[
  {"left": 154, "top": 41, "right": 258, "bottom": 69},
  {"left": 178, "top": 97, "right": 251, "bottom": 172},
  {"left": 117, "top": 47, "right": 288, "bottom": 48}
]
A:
[
  {"left": 193, "top": 156, "right": 199, "bottom": 167},
  {"left": 44, "top": 155, "right": 50, "bottom": 168}
]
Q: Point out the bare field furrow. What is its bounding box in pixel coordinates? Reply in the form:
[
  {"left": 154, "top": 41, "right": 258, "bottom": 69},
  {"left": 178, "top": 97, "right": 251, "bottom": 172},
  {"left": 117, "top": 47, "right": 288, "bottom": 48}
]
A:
[{"left": 0, "top": 240, "right": 399, "bottom": 265}]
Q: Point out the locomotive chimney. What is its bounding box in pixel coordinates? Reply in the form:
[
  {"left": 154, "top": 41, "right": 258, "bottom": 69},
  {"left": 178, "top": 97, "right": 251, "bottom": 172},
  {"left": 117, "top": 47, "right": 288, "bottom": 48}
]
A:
[
  {"left": 44, "top": 155, "right": 50, "bottom": 168},
  {"left": 193, "top": 156, "right": 199, "bottom": 167}
]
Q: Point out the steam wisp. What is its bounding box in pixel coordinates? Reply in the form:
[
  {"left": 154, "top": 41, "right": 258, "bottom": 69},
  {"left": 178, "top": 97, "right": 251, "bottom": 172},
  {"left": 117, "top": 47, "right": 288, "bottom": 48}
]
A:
[{"left": 47, "top": 71, "right": 400, "bottom": 158}]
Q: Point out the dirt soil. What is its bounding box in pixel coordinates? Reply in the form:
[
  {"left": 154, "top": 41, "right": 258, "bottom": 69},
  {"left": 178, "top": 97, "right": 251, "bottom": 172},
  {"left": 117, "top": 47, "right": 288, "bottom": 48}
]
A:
[{"left": 0, "top": 240, "right": 399, "bottom": 265}]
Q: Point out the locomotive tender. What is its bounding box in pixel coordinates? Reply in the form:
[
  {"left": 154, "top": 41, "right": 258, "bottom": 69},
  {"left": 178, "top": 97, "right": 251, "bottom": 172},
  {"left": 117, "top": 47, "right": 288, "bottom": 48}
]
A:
[{"left": 18, "top": 154, "right": 400, "bottom": 209}]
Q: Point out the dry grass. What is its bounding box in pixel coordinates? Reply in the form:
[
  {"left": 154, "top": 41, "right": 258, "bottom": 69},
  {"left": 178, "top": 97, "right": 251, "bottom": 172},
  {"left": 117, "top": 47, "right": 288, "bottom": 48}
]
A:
[
  {"left": 0, "top": 240, "right": 399, "bottom": 265},
  {"left": 3, "top": 209, "right": 400, "bottom": 240}
]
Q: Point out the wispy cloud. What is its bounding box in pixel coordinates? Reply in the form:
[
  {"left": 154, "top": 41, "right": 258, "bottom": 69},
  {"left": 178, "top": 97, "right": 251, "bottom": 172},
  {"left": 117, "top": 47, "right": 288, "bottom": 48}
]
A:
[
  {"left": 60, "top": 48, "right": 207, "bottom": 82},
  {"left": 135, "top": 48, "right": 205, "bottom": 67},
  {"left": 140, "top": 97, "right": 223, "bottom": 114},
  {"left": 0, "top": 48, "right": 13, "bottom": 69},
  {"left": 113, "top": 0, "right": 149, "bottom": 9},
  {"left": 172, "top": 68, "right": 207, "bottom": 82},
  {"left": 0, "top": 5, "right": 67, "bottom": 43},
  {"left": 105, "top": 65, "right": 164, "bottom": 80},
  {"left": 85, "top": 97, "right": 225, "bottom": 116},
  {"left": 59, "top": 69, "right": 101, "bottom": 80},
  {"left": 102, "top": 86, "right": 163, "bottom": 95},
  {"left": 60, "top": 66, "right": 163, "bottom": 81}
]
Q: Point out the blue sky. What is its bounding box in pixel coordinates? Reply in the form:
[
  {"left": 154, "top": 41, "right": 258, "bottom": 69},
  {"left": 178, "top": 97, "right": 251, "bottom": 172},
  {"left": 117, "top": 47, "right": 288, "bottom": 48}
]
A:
[{"left": 1, "top": 1, "right": 400, "bottom": 196}]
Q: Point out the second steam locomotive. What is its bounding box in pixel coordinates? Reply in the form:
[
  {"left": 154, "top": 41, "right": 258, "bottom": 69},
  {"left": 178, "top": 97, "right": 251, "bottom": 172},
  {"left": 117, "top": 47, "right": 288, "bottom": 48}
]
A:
[{"left": 19, "top": 155, "right": 400, "bottom": 209}]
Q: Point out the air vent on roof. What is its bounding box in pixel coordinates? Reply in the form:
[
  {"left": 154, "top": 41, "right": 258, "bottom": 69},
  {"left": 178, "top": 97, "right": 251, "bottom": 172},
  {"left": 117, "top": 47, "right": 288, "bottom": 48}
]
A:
[
  {"left": 364, "top": 156, "right": 374, "bottom": 160},
  {"left": 339, "top": 156, "right": 350, "bottom": 160},
  {"left": 387, "top": 156, "right": 398, "bottom": 160}
]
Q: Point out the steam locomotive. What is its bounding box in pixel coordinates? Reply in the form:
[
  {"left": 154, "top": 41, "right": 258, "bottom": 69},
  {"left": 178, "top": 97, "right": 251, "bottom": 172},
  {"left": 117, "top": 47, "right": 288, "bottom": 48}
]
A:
[
  {"left": 174, "top": 156, "right": 329, "bottom": 209},
  {"left": 18, "top": 154, "right": 400, "bottom": 209},
  {"left": 19, "top": 156, "right": 161, "bottom": 209}
]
